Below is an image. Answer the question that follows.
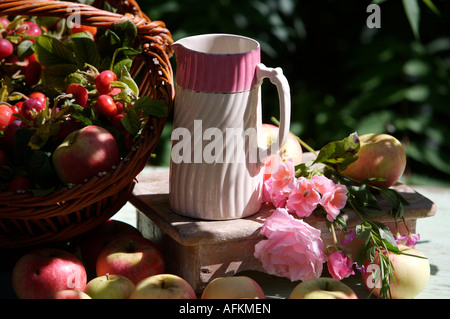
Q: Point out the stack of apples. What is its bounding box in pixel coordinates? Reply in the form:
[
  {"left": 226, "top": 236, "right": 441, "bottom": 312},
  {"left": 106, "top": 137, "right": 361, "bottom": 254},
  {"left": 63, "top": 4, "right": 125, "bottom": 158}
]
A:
[{"left": 10, "top": 219, "right": 196, "bottom": 299}]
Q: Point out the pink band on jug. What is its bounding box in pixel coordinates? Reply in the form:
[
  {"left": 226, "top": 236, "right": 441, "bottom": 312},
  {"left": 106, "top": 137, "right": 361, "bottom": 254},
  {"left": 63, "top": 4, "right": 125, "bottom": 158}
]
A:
[{"left": 174, "top": 47, "right": 261, "bottom": 93}]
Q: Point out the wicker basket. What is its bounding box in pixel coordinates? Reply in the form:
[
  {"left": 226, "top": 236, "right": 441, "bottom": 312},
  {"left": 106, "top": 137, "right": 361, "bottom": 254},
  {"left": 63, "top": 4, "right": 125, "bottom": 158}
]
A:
[{"left": 0, "top": 0, "right": 174, "bottom": 248}]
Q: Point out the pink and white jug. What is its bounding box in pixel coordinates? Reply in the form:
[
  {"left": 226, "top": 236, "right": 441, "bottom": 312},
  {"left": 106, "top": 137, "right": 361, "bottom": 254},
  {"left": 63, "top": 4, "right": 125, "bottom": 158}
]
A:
[{"left": 169, "top": 33, "right": 291, "bottom": 220}]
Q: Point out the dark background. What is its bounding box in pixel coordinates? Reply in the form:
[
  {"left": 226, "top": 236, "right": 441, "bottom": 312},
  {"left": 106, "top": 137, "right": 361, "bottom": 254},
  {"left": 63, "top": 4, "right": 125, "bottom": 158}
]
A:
[{"left": 140, "top": 0, "right": 450, "bottom": 187}]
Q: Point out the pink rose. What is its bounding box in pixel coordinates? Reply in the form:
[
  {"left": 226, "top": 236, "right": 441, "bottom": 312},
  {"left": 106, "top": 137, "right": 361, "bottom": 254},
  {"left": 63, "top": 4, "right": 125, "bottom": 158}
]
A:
[
  {"left": 327, "top": 250, "right": 355, "bottom": 281},
  {"left": 263, "top": 154, "right": 281, "bottom": 182},
  {"left": 270, "top": 157, "right": 295, "bottom": 193},
  {"left": 285, "top": 177, "right": 321, "bottom": 218},
  {"left": 262, "top": 178, "right": 289, "bottom": 208},
  {"left": 254, "top": 208, "right": 326, "bottom": 282},
  {"left": 311, "top": 175, "right": 348, "bottom": 222}
]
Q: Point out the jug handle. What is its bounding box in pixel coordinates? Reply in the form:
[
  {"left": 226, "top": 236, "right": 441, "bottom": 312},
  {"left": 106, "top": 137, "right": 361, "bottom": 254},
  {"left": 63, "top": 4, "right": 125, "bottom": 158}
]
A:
[{"left": 256, "top": 63, "right": 291, "bottom": 164}]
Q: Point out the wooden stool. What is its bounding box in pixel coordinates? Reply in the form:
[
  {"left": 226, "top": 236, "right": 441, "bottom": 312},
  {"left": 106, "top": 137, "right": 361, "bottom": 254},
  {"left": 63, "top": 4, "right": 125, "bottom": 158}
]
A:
[{"left": 129, "top": 168, "right": 436, "bottom": 294}]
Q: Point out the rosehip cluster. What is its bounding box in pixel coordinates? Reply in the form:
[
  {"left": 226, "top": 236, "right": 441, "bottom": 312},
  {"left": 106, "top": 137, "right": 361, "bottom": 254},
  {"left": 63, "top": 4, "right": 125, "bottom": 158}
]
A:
[
  {"left": 64, "top": 70, "right": 128, "bottom": 132},
  {"left": 94, "top": 70, "right": 127, "bottom": 131},
  {"left": 1, "top": 17, "right": 44, "bottom": 86}
]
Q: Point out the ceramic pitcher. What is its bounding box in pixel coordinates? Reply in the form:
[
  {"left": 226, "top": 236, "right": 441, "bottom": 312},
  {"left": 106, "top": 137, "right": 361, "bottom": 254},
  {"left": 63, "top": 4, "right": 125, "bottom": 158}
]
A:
[{"left": 169, "top": 33, "right": 291, "bottom": 220}]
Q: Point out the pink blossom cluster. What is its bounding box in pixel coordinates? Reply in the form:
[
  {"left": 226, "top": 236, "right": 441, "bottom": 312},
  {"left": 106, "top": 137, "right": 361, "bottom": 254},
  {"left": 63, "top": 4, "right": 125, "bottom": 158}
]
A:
[
  {"left": 256, "top": 155, "right": 355, "bottom": 282},
  {"left": 262, "top": 155, "right": 348, "bottom": 222}
]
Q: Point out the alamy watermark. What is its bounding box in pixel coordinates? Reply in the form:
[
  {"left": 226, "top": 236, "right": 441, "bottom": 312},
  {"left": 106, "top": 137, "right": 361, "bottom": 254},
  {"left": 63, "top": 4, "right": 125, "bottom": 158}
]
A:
[
  {"left": 66, "top": 4, "right": 82, "bottom": 28},
  {"left": 367, "top": 4, "right": 381, "bottom": 29},
  {"left": 364, "top": 263, "right": 383, "bottom": 289},
  {"left": 171, "top": 120, "right": 279, "bottom": 165}
]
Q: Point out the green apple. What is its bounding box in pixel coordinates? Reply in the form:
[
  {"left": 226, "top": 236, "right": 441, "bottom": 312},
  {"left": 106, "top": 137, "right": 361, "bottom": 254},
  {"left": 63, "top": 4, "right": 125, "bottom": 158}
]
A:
[
  {"left": 130, "top": 274, "right": 196, "bottom": 299},
  {"left": 84, "top": 274, "right": 135, "bottom": 299},
  {"left": 341, "top": 133, "right": 406, "bottom": 188},
  {"left": 361, "top": 244, "right": 430, "bottom": 299},
  {"left": 201, "top": 276, "right": 266, "bottom": 299},
  {"left": 289, "top": 278, "right": 358, "bottom": 299}
]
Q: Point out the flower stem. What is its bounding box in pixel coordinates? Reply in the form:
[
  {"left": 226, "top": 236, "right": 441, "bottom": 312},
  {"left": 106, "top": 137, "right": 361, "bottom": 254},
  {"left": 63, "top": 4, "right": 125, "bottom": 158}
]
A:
[
  {"left": 330, "top": 222, "right": 338, "bottom": 247},
  {"left": 270, "top": 117, "right": 318, "bottom": 156}
]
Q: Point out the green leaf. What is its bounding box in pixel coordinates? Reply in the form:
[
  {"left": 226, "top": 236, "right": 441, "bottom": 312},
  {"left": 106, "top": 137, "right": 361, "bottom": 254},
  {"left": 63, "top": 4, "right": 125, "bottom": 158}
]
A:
[
  {"left": 379, "top": 188, "right": 409, "bottom": 219},
  {"left": 356, "top": 222, "right": 372, "bottom": 240},
  {"left": 134, "top": 96, "right": 168, "bottom": 118},
  {"left": 119, "top": 66, "right": 139, "bottom": 97},
  {"left": 41, "top": 64, "right": 79, "bottom": 90},
  {"left": 421, "top": 0, "right": 440, "bottom": 16},
  {"left": 112, "top": 20, "right": 138, "bottom": 48},
  {"left": 402, "top": 0, "right": 420, "bottom": 40},
  {"left": 121, "top": 108, "right": 141, "bottom": 136},
  {"left": 314, "top": 132, "right": 360, "bottom": 171},
  {"left": 110, "top": 47, "right": 141, "bottom": 71},
  {"left": 356, "top": 237, "right": 371, "bottom": 266},
  {"left": 370, "top": 220, "right": 398, "bottom": 249},
  {"left": 97, "top": 30, "right": 121, "bottom": 59},
  {"left": 16, "top": 40, "right": 34, "bottom": 60},
  {"left": 34, "top": 35, "right": 76, "bottom": 67},
  {"left": 113, "top": 58, "right": 133, "bottom": 80},
  {"left": 72, "top": 36, "right": 101, "bottom": 68}
]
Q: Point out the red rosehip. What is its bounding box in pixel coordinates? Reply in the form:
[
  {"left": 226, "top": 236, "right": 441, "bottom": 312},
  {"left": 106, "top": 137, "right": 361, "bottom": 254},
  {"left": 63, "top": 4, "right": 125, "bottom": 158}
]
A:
[
  {"left": 21, "top": 98, "right": 45, "bottom": 121},
  {"left": 28, "top": 92, "right": 47, "bottom": 106},
  {"left": 96, "top": 94, "right": 117, "bottom": 118},
  {"left": 0, "top": 104, "right": 14, "bottom": 130},
  {"left": 66, "top": 84, "right": 88, "bottom": 107},
  {"left": 0, "top": 38, "right": 14, "bottom": 59},
  {"left": 24, "top": 61, "right": 43, "bottom": 86},
  {"left": 95, "top": 70, "right": 117, "bottom": 95}
]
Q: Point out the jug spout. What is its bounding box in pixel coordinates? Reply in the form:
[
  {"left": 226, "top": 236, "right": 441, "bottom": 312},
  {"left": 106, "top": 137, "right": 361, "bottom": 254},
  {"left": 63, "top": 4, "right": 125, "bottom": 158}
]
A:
[{"left": 171, "top": 39, "right": 189, "bottom": 57}]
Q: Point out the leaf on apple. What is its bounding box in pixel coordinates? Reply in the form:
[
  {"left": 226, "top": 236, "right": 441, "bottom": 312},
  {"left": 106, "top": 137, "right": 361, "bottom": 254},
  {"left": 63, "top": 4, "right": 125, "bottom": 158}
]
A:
[{"left": 314, "top": 132, "right": 360, "bottom": 172}]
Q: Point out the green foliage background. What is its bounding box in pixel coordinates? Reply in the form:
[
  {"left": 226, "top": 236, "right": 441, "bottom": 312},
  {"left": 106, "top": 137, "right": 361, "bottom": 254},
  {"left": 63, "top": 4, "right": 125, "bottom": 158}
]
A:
[{"left": 140, "top": 0, "right": 450, "bottom": 187}]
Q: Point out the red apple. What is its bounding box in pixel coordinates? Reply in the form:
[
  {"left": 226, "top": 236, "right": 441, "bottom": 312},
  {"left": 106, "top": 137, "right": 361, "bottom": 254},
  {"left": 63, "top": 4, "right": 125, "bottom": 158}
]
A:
[
  {"left": 201, "top": 276, "right": 266, "bottom": 299},
  {"left": 341, "top": 133, "right": 406, "bottom": 188},
  {"left": 49, "top": 290, "right": 91, "bottom": 299},
  {"left": 96, "top": 234, "right": 165, "bottom": 285},
  {"left": 52, "top": 125, "right": 119, "bottom": 184},
  {"left": 78, "top": 219, "right": 142, "bottom": 273},
  {"left": 261, "top": 123, "right": 303, "bottom": 180},
  {"left": 289, "top": 277, "right": 358, "bottom": 299},
  {"left": 84, "top": 274, "right": 135, "bottom": 299},
  {"left": 361, "top": 244, "right": 430, "bottom": 299},
  {"left": 130, "top": 274, "right": 197, "bottom": 299},
  {"left": 12, "top": 248, "right": 87, "bottom": 299}
]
